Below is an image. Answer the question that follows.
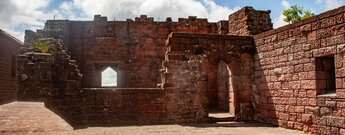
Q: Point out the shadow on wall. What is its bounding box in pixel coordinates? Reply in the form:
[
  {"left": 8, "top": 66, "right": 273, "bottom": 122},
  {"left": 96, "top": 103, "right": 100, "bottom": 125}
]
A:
[{"left": 252, "top": 50, "right": 277, "bottom": 125}]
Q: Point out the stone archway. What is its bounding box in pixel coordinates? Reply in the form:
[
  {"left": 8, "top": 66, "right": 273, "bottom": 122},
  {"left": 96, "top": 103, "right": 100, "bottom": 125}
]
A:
[
  {"left": 206, "top": 49, "right": 245, "bottom": 119},
  {"left": 207, "top": 59, "right": 236, "bottom": 118},
  {"left": 161, "top": 33, "right": 255, "bottom": 122}
]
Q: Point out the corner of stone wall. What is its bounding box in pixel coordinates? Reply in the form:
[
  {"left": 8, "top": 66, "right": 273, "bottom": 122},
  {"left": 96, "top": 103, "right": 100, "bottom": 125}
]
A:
[
  {"left": 17, "top": 53, "right": 52, "bottom": 101},
  {"left": 160, "top": 34, "right": 209, "bottom": 122},
  {"left": 228, "top": 6, "right": 273, "bottom": 36},
  {"left": 20, "top": 37, "right": 85, "bottom": 128}
]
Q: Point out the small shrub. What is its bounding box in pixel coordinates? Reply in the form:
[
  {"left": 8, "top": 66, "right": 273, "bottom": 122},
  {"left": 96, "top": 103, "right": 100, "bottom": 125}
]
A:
[{"left": 33, "top": 42, "right": 50, "bottom": 53}]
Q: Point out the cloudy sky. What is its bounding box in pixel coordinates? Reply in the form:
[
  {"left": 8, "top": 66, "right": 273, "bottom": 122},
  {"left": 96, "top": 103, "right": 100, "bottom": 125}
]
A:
[
  {"left": 0, "top": 0, "right": 344, "bottom": 42},
  {"left": 102, "top": 67, "right": 117, "bottom": 86}
]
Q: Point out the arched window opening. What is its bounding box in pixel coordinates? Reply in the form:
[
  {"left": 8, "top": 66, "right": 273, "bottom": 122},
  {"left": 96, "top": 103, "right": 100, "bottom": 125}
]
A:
[{"left": 101, "top": 67, "right": 117, "bottom": 87}]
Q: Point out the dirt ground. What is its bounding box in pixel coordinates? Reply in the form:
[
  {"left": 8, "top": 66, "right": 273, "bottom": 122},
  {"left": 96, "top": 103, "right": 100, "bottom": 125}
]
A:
[{"left": 0, "top": 102, "right": 307, "bottom": 135}]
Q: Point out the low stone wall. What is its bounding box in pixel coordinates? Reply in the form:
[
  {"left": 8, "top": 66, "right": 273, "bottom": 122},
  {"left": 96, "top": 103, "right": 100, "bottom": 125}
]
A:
[
  {"left": 48, "top": 86, "right": 215, "bottom": 128},
  {"left": 80, "top": 88, "right": 170, "bottom": 126}
]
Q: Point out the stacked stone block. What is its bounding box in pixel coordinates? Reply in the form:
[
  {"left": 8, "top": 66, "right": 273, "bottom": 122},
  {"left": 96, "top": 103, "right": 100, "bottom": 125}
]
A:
[
  {"left": 17, "top": 53, "right": 52, "bottom": 101},
  {"left": 19, "top": 38, "right": 84, "bottom": 127},
  {"left": 228, "top": 6, "right": 272, "bottom": 36},
  {"left": 80, "top": 88, "right": 170, "bottom": 126},
  {"left": 36, "top": 15, "right": 220, "bottom": 88},
  {"left": 253, "top": 6, "right": 345, "bottom": 135}
]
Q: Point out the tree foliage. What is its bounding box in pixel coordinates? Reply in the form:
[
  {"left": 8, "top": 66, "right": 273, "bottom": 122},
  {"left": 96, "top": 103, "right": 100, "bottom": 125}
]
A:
[{"left": 283, "top": 5, "right": 314, "bottom": 24}]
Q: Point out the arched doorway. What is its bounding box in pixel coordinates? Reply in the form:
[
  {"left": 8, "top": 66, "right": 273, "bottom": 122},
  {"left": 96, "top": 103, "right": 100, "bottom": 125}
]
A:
[
  {"left": 163, "top": 33, "right": 255, "bottom": 122},
  {"left": 217, "top": 61, "right": 236, "bottom": 116},
  {"left": 208, "top": 60, "right": 236, "bottom": 120}
]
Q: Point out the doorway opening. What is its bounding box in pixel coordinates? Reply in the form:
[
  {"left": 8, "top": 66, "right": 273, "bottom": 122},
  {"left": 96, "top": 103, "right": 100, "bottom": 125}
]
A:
[{"left": 208, "top": 60, "right": 235, "bottom": 122}]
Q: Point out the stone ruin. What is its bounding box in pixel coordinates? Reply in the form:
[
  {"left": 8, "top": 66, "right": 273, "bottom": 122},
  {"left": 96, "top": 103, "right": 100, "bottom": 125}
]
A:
[{"left": 14, "top": 6, "right": 345, "bottom": 134}]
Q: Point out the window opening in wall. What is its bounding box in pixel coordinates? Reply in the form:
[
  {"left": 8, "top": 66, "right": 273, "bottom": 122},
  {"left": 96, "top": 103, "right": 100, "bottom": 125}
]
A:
[
  {"left": 11, "top": 55, "right": 16, "bottom": 77},
  {"left": 101, "top": 67, "right": 117, "bottom": 87},
  {"left": 315, "top": 56, "right": 336, "bottom": 95}
]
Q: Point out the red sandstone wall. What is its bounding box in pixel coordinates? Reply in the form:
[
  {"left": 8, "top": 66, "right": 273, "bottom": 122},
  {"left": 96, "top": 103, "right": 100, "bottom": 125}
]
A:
[
  {"left": 80, "top": 88, "right": 170, "bottom": 125},
  {"left": 39, "top": 15, "right": 218, "bottom": 88},
  {"left": 253, "top": 6, "right": 345, "bottom": 135},
  {"left": 163, "top": 33, "right": 255, "bottom": 120},
  {"left": 228, "top": 6, "right": 272, "bottom": 36},
  {"left": 0, "top": 30, "right": 21, "bottom": 105},
  {"left": 17, "top": 53, "right": 52, "bottom": 101}
]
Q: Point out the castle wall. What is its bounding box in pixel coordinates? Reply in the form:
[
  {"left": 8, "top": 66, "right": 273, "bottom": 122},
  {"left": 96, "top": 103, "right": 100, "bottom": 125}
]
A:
[
  {"left": 39, "top": 15, "right": 218, "bottom": 88},
  {"left": 0, "top": 30, "right": 21, "bottom": 105},
  {"left": 22, "top": 5, "right": 345, "bottom": 134},
  {"left": 253, "top": 6, "right": 345, "bottom": 135}
]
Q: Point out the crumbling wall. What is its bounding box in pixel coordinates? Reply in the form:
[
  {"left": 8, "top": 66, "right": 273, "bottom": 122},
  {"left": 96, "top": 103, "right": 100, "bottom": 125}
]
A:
[
  {"left": 253, "top": 6, "right": 345, "bottom": 135},
  {"left": 162, "top": 33, "right": 255, "bottom": 121},
  {"left": 43, "top": 39, "right": 84, "bottom": 127},
  {"left": 0, "top": 30, "right": 21, "bottom": 105},
  {"left": 19, "top": 38, "right": 84, "bottom": 127},
  {"left": 18, "top": 5, "right": 345, "bottom": 134},
  {"left": 36, "top": 15, "right": 219, "bottom": 88},
  {"left": 228, "top": 6, "right": 272, "bottom": 36},
  {"left": 17, "top": 53, "right": 52, "bottom": 101}
]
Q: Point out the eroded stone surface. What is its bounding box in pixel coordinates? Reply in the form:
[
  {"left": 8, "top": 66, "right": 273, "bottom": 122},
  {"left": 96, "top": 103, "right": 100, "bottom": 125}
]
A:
[{"left": 253, "top": 6, "right": 345, "bottom": 135}]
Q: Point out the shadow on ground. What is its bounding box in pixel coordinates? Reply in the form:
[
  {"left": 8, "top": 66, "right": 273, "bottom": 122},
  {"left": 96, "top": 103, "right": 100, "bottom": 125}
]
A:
[{"left": 0, "top": 102, "right": 306, "bottom": 135}]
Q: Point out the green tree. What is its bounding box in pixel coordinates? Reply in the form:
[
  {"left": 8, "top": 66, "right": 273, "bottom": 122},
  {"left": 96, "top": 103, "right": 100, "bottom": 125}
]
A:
[
  {"left": 302, "top": 10, "right": 314, "bottom": 20},
  {"left": 283, "top": 5, "right": 314, "bottom": 24}
]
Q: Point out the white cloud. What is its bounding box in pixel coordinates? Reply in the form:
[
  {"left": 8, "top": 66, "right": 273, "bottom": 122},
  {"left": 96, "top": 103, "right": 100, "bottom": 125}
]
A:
[
  {"left": 272, "top": 0, "right": 289, "bottom": 28},
  {"left": 0, "top": 0, "right": 239, "bottom": 41},
  {"left": 202, "top": 0, "right": 240, "bottom": 21},
  {"left": 67, "top": 0, "right": 238, "bottom": 21},
  {"left": 273, "top": 14, "right": 289, "bottom": 28},
  {"left": 0, "top": 0, "right": 53, "bottom": 41},
  {"left": 281, "top": 0, "right": 290, "bottom": 9},
  {"left": 102, "top": 67, "right": 117, "bottom": 86},
  {"left": 316, "top": 0, "right": 344, "bottom": 11}
]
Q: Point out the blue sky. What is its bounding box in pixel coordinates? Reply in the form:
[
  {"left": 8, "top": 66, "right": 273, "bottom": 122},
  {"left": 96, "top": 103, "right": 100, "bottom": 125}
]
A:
[{"left": 0, "top": 0, "right": 343, "bottom": 42}]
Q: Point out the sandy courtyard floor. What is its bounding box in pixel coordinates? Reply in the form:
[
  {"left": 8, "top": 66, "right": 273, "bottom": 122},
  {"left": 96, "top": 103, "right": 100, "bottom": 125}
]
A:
[{"left": 0, "top": 102, "right": 307, "bottom": 135}]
